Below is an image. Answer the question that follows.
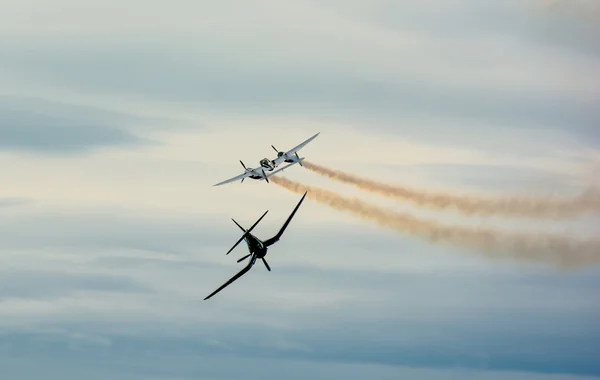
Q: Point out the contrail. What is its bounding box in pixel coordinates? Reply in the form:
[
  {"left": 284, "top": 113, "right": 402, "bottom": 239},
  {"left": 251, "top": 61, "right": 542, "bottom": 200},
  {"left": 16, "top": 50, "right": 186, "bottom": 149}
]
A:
[
  {"left": 303, "top": 161, "right": 600, "bottom": 219},
  {"left": 271, "top": 176, "right": 600, "bottom": 268}
]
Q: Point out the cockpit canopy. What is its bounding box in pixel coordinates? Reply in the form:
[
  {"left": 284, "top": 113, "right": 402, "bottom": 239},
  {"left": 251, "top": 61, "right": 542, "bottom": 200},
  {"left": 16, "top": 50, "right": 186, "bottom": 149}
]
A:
[{"left": 260, "top": 158, "right": 275, "bottom": 170}]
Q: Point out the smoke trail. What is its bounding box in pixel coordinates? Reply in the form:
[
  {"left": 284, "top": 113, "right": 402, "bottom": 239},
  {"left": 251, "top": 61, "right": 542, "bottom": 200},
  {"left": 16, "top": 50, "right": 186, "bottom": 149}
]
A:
[
  {"left": 303, "top": 161, "right": 600, "bottom": 219},
  {"left": 271, "top": 176, "right": 600, "bottom": 268}
]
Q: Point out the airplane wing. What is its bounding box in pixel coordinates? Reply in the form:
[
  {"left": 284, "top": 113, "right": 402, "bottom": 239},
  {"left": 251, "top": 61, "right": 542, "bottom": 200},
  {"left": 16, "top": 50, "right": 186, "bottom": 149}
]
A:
[
  {"left": 272, "top": 132, "right": 319, "bottom": 166},
  {"left": 263, "top": 191, "right": 307, "bottom": 247},
  {"left": 265, "top": 161, "right": 299, "bottom": 177},
  {"left": 204, "top": 256, "right": 256, "bottom": 300},
  {"left": 213, "top": 171, "right": 251, "bottom": 187},
  {"left": 214, "top": 161, "right": 298, "bottom": 187}
]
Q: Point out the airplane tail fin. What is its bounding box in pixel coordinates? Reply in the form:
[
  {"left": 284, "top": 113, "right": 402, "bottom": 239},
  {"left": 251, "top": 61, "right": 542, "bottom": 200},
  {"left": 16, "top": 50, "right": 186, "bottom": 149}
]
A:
[
  {"left": 263, "top": 192, "right": 307, "bottom": 247},
  {"left": 226, "top": 210, "right": 269, "bottom": 255}
]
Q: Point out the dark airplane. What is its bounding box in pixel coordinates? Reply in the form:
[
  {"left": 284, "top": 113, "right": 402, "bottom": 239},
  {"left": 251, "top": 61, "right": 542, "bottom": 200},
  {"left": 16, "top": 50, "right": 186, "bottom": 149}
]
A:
[{"left": 204, "top": 191, "right": 308, "bottom": 300}]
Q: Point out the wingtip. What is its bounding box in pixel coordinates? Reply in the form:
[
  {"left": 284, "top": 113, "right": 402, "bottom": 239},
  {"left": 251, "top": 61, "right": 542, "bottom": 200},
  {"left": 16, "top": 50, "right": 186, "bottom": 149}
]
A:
[{"left": 299, "top": 191, "right": 308, "bottom": 202}]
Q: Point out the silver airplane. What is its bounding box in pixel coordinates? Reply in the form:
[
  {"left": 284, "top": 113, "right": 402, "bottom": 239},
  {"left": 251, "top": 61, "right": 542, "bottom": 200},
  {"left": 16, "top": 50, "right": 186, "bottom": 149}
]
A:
[
  {"left": 204, "top": 191, "right": 307, "bottom": 300},
  {"left": 213, "top": 132, "right": 319, "bottom": 186}
]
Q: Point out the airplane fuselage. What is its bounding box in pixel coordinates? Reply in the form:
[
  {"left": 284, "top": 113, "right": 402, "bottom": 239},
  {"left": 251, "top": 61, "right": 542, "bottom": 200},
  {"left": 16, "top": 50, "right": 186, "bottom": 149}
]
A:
[
  {"left": 260, "top": 155, "right": 300, "bottom": 172},
  {"left": 244, "top": 233, "right": 268, "bottom": 259}
]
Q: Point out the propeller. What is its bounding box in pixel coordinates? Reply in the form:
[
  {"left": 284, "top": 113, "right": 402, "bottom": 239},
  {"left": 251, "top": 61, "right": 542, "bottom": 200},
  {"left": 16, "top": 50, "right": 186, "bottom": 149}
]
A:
[
  {"left": 261, "top": 168, "right": 269, "bottom": 183},
  {"left": 237, "top": 253, "right": 252, "bottom": 263},
  {"left": 240, "top": 160, "right": 250, "bottom": 182},
  {"left": 262, "top": 258, "right": 271, "bottom": 271},
  {"left": 226, "top": 234, "right": 248, "bottom": 256},
  {"left": 272, "top": 145, "right": 285, "bottom": 157},
  {"left": 226, "top": 210, "right": 269, "bottom": 255},
  {"left": 295, "top": 152, "right": 302, "bottom": 166}
]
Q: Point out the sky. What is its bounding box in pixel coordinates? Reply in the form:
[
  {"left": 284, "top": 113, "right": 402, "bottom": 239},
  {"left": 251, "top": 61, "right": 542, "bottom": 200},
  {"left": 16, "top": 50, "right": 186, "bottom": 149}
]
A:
[{"left": 1, "top": 0, "right": 599, "bottom": 379}]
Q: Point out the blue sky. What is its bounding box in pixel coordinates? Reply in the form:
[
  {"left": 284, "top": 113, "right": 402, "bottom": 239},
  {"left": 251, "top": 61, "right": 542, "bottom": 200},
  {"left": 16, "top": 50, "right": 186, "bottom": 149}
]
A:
[{"left": 1, "top": 0, "right": 599, "bottom": 379}]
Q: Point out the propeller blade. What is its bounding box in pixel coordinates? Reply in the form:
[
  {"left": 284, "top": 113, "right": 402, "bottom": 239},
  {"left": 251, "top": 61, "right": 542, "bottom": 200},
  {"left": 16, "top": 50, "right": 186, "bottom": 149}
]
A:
[
  {"left": 262, "top": 258, "right": 271, "bottom": 271},
  {"left": 226, "top": 211, "right": 268, "bottom": 255},
  {"left": 226, "top": 233, "right": 248, "bottom": 255},
  {"left": 241, "top": 177, "right": 245, "bottom": 183},
  {"left": 247, "top": 210, "right": 269, "bottom": 232},
  {"left": 271, "top": 145, "right": 279, "bottom": 153},
  {"left": 261, "top": 169, "right": 269, "bottom": 183},
  {"left": 231, "top": 218, "right": 246, "bottom": 233},
  {"left": 237, "top": 253, "right": 252, "bottom": 263},
  {"left": 240, "top": 160, "right": 247, "bottom": 170}
]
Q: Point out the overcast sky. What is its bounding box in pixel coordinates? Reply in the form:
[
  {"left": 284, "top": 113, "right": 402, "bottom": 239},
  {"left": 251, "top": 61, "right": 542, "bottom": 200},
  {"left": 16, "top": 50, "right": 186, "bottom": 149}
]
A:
[{"left": 1, "top": 0, "right": 599, "bottom": 379}]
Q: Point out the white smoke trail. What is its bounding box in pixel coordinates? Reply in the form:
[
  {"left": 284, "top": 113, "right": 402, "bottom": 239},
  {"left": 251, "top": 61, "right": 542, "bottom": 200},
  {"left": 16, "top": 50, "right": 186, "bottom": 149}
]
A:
[
  {"left": 303, "top": 161, "right": 600, "bottom": 219},
  {"left": 272, "top": 176, "right": 600, "bottom": 269}
]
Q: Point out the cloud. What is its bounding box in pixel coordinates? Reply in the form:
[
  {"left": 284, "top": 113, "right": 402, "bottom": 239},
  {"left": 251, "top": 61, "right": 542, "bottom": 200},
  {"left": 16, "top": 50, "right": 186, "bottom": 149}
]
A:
[
  {"left": 1, "top": 1, "right": 599, "bottom": 379},
  {"left": 0, "top": 0, "right": 598, "bottom": 153},
  {"left": 1, "top": 42, "right": 597, "bottom": 138},
  {"left": 0, "top": 197, "right": 32, "bottom": 208},
  {"left": 1, "top": 125, "right": 597, "bottom": 378},
  {"left": 316, "top": 0, "right": 600, "bottom": 56},
  {"left": 0, "top": 270, "right": 149, "bottom": 300},
  {"left": 0, "top": 96, "right": 155, "bottom": 153},
  {"left": 1, "top": 203, "right": 599, "bottom": 376},
  {"left": 1, "top": 294, "right": 599, "bottom": 378},
  {"left": 2, "top": 339, "right": 598, "bottom": 380}
]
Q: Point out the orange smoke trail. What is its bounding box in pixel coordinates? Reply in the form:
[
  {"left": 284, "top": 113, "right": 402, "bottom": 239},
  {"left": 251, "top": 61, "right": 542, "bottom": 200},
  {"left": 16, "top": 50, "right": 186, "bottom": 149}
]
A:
[
  {"left": 271, "top": 176, "right": 600, "bottom": 268},
  {"left": 303, "top": 161, "right": 600, "bottom": 219}
]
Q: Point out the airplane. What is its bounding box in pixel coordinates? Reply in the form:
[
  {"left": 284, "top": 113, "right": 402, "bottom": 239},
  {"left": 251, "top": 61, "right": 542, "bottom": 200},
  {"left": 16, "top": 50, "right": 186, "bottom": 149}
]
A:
[
  {"left": 213, "top": 132, "right": 319, "bottom": 186},
  {"left": 204, "top": 191, "right": 308, "bottom": 300}
]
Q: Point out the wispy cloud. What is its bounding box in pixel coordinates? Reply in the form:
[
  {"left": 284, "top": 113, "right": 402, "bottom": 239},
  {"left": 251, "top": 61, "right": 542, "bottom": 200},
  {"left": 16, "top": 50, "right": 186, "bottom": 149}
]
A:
[
  {"left": 0, "top": 197, "right": 32, "bottom": 208},
  {"left": 0, "top": 1, "right": 597, "bottom": 150},
  {"left": 0, "top": 96, "right": 157, "bottom": 153}
]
